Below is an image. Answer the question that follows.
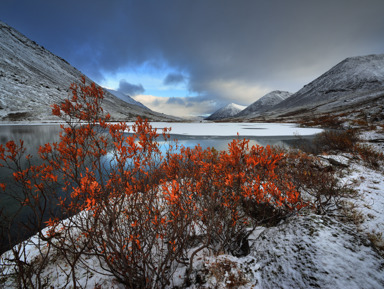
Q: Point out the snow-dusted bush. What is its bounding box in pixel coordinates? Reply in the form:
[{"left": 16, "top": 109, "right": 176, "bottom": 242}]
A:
[
  {"left": 313, "top": 129, "right": 359, "bottom": 153},
  {"left": 273, "top": 149, "right": 356, "bottom": 214},
  {"left": 354, "top": 143, "right": 384, "bottom": 169}
]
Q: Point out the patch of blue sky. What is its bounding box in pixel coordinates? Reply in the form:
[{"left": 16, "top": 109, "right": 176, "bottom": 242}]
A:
[{"left": 100, "top": 62, "right": 189, "bottom": 98}]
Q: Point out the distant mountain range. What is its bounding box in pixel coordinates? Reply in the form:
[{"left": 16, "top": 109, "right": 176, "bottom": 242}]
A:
[
  {"left": 205, "top": 103, "right": 246, "bottom": 120},
  {"left": 208, "top": 54, "right": 384, "bottom": 122},
  {"left": 0, "top": 20, "right": 177, "bottom": 122}
]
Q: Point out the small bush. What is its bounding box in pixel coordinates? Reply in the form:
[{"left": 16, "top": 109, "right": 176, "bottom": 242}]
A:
[
  {"left": 313, "top": 129, "right": 359, "bottom": 154},
  {"left": 273, "top": 149, "right": 356, "bottom": 214}
]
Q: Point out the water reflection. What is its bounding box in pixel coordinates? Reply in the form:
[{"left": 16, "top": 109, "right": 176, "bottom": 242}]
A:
[
  {"left": 0, "top": 125, "right": 62, "bottom": 208},
  {"left": 165, "top": 135, "right": 310, "bottom": 151},
  {"left": 0, "top": 125, "right": 62, "bottom": 254}
]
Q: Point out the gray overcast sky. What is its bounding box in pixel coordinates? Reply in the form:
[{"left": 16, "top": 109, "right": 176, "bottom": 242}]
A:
[{"left": 2, "top": 0, "right": 384, "bottom": 116}]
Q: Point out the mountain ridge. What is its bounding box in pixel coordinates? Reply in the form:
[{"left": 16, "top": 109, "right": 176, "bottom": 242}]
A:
[
  {"left": 268, "top": 54, "right": 384, "bottom": 116},
  {"left": 236, "top": 90, "right": 292, "bottom": 118},
  {"left": 0, "top": 20, "right": 177, "bottom": 122}
]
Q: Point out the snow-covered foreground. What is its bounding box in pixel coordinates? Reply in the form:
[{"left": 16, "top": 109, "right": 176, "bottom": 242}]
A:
[
  {"left": 1, "top": 133, "right": 384, "bottom": 288},
  {"left": 127, "top": 122, "right": 323, "bottom": 137}
]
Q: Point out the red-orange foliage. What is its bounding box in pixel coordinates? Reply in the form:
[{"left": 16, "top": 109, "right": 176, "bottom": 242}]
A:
[
  {"left": 161, "top": 137, "right": 306, "bottom": 257},
  {"left": 0, "top": 77, "right": 307, "bottom": 288}
]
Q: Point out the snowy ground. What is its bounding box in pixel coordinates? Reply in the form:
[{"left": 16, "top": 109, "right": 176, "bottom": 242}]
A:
[
  {"left": 1, "top": 131, "right": 384, "bottom": 288},
  {"left": 180, "top": 148, "right": 384, "bottom": 289}
]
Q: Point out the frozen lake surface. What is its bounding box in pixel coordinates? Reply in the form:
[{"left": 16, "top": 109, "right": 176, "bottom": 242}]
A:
[{"left": 128, "top": 122, "right": 323, "bottom": 137}]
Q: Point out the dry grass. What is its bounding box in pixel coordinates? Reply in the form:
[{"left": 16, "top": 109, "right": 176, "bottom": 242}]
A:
[
  {"left": 354, "top": 143, "right": 384, "bottom": 169},
  {"left": 205, "top": 257, "right": 249, "bottom": 288},
  {"left": 367, "top": 232, "right": 384, "bottom": 255},
  {"left": 298, "top": 114, "right": 345, "bottom": 129}
]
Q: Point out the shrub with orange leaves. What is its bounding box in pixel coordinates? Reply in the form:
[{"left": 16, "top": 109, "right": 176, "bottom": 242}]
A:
[
  {"left": 161, "top": 138, "right": 306, "bottom": 260},
  {"left": 0, "top": 77, "right": 308, "bottom": 288}
]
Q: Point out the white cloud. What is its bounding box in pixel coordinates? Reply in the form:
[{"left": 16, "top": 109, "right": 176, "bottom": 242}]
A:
[
  {"left": 207, "top": 80, "right": 271, "bottom": 105},
  {"left": 132, "top": 80, "right": 273, "bottom": 117}
]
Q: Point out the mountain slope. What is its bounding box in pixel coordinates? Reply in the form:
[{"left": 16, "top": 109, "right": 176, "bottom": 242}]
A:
[
  {"left": 236, "top": 90, "right": 291, "bottom": 118},
  {"left": 0, "top": 21, "right": 177, "bottom": 122},
  {"left": 267, "top": 54, "right": 384, "bottom": 118},
  {"left": 205, "top": 103, "right": 246, "bottom": 120},
  {"left": 106, "top": 89, "right": 149, "bottom": 110}
]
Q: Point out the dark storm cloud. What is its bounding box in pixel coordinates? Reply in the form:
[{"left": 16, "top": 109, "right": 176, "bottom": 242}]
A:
[
  {"left": 163, "top": 73, "right": 185, "bottom": 86},
  {"left": 2, "top": 0, "right": 384, "bottom": 102},
  {"left": 117, "top": 80, "right": 144, "bottom": 96},
  {"left": 166, "top": 97, "right": 186, "bottom": 105}
]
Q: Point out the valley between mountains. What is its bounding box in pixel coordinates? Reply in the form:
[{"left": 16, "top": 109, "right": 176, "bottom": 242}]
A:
[{"left": 1, "top": 20, "right": 384, "bottom": 288}]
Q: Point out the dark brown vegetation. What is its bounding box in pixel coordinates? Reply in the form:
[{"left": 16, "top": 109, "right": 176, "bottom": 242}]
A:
[
  {"left": 309, "top": 129, "right": 384, "bottom": 169},
  {"left": 298, "top": 113, "right": 346, "bottom": 129}
]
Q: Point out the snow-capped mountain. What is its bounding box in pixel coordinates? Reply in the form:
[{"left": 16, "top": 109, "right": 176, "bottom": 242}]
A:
[
  {"left": 236, "top": 90, "right": 291, "bottom": 118},
  {"left": 0, "top": 21, "right": 177, "bottom": 122},
  {"left": 267, "top": 54, "right": 384, "bottom": 118},
  {"left": 205, "top": 103, "right": 246, "bottom": 120}
]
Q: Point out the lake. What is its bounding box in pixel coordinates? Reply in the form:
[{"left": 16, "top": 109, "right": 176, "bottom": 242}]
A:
[
  {"left": 0, "top": 122, "right": 322, "bottom": 151},
  {"left": 0, "top": 122, "right": 322, "bottom": 254}
]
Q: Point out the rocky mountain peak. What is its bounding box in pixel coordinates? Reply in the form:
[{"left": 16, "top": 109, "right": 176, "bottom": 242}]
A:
[{"left": 205, "top": 102, "right": 246, "bottom": 120}]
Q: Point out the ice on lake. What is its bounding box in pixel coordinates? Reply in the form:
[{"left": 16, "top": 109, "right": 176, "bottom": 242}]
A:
[{"left": 126, "top": 122, "right": 323, "bottom": 137}]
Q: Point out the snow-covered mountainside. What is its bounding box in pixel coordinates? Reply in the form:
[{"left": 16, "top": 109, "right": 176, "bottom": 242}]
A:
[
  {"left": 0, "top": 21, "right": 177, "bottom": 122},
  {"left": 236, "top": 90, "right": 291, "bottom": 118},
  {"left": 205, "top": 103, "right": 246, "bottom": 120},
  {"left": 106, "top": 89, "right": 149, "bottom": 110},
  {"left": 266, "top": 54, "right": 384, "bottom": 119}
]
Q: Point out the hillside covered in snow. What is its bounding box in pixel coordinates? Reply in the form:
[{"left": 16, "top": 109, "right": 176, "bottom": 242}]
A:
[
  {"left": 235, "top": 90, "right": 291, "bottom": 118},
  {"left": 0, "top": 21, "right": 177, "bottom": 122},
  {"left": 260, "top": 54, "right": 384, "bottom": 121},
  {"left": 276, "top": 54, "right": 384, "bottom": 110}
]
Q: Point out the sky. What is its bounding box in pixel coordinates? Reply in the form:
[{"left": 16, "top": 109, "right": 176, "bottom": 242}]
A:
[{"left": 2, "top": 0, "right": 384, "bottom": 117}]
